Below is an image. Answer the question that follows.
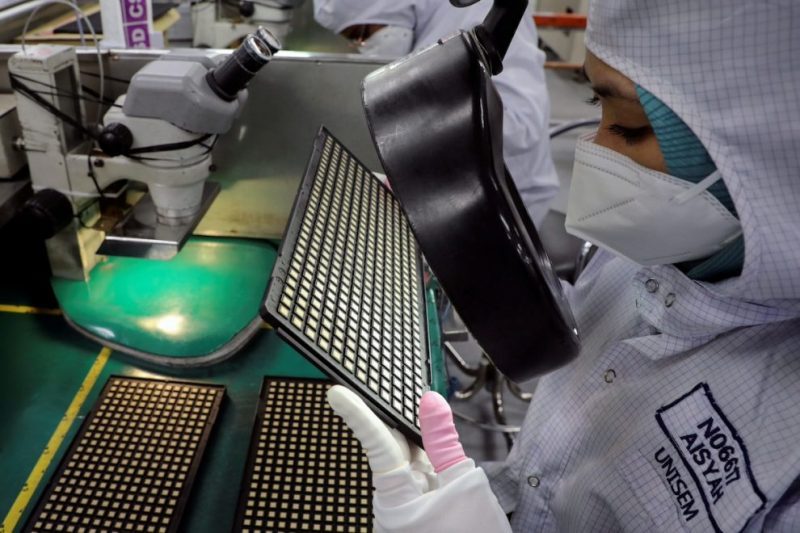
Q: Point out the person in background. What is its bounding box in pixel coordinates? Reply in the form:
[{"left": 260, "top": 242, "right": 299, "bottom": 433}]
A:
[
  {"left": 314, "top": 0, "right": 560, "bottom": 226},
  {"left": 325, "top": 0, "right": 800, "bottom": 531}
]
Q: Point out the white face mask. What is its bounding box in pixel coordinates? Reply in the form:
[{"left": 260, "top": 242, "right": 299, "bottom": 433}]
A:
[
  {"left": 358, "top": 26, "right": 414, "bottom": 58},
  {"left": 565, "top": 133, "right": 742, "bottom": 266}
]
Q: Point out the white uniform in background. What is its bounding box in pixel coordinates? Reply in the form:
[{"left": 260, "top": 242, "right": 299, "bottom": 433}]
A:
[
  {"left": 314, "top": 0, "right": 560, "bottom": 226},
  {"left": 485, "top": 1, "right": 800, "bottom": 531}
]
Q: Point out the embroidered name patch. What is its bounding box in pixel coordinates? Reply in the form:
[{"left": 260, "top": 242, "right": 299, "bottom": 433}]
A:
[{"left": 655, "top": 383, "right": 765, "bottom": 533}]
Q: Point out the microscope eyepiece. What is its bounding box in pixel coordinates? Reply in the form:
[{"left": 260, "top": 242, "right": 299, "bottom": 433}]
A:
[
  {"left": 205, "top": 30, "right": 281, "bottom": 101},
  {"left": 254, "top": 27, "right": 282, "bottom": 55}
]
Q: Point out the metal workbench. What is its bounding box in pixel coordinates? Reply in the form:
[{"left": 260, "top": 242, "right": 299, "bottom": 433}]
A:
[
  {"left": 0, "top": 47, "right": 393, "bottom": 533},
  {"left": 0, "top": 18, "right": 597, "bottom": 529}
]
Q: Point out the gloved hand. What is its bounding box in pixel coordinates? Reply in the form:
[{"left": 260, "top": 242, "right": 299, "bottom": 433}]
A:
[{"left": 326, "top": 386, "right": 512, "bottom": 533}]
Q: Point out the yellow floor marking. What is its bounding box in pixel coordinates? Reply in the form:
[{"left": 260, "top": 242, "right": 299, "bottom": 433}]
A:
[
  {"left": 0, "top": 305, "right": 61, "bottom": 316},
  {"left": 1, "top": 347, "right": 111, "bottom": 533}
]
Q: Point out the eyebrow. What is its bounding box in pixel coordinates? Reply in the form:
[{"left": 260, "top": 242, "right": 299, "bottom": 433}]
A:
[
  {"left": 591, "top": 83, "right": 639, "bottom": 102},
  {"left": 581, "top": 66, "right": 639, "bottom": 102}
]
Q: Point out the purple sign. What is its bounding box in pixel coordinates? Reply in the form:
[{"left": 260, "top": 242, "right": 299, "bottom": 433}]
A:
[{"left": 120, "top": 0, "right": 151, "bottom": 48}]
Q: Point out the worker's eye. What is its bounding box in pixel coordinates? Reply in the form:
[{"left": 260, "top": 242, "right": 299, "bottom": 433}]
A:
[
  {"left": 607, "top": 124, "right": 651, "bottom": 145},
  {"left": 585, "top": 95, "right": 600, "bottom": 106}
]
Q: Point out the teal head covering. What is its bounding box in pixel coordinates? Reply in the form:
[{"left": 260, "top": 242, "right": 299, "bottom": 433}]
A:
[{"left": 636, "top": 86, "right": 744, "bottom": 282}]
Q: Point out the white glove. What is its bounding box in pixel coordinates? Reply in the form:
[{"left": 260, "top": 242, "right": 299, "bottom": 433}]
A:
[{"left": 326, "top": 386, "right": 512, "bottom": 533}]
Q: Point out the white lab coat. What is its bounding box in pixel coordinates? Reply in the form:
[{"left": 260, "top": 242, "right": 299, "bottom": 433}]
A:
[
  {"left": 314, "top": 0, "right": 560, "bottom": 225},
  {"left": 485, "top": 0, "right": 800, "bottom": 530},
  {"left": 486, "top": 251, "right": 800, "bottom": 531}
]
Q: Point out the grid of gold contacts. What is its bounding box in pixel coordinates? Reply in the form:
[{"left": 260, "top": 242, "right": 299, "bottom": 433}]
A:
[
  {"left": 24, "top": 377, "right": 225, "bottom": 533},
  {"left": 235, "top": 377, "right": 372, "bottom": 533},
  {"left": 271, "top": 131, "right": 427, "bottom": 432}
]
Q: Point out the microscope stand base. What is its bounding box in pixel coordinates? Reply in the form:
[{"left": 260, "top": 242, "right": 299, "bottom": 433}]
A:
[{"left": 98, "top": 181, "right": 220, "bottom": 260}]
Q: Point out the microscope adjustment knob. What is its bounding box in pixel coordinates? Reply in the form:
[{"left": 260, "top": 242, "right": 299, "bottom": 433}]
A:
[
  {"left": 239, "top": 1, "right": 255, "bottom": 18},
  {"left": 99, "top": 122, "right": 134, "bottom": 157},
  {"left": 21, "top": 188, "right": 74, "bottom": 240}
]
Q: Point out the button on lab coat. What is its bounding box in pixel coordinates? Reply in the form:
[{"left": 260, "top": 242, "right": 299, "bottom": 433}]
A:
[{"left": 484, "top": 250, "right": 800, "bottom": 532}]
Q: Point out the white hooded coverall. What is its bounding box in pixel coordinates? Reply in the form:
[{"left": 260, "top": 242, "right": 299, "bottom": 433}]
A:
[
  {"left": 313, "top": 0, "right": 560, "bottom": 225},
  {"left": 484, "top": 1, "right": 800, "bottom": 531}
]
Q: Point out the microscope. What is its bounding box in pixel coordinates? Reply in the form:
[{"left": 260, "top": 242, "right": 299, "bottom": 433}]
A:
[
  {"left": 191, "top": 0, "right": 304, "bottom": 49},
  {"left": 9, "top": 28, "right": 280, "bottom": 280}
]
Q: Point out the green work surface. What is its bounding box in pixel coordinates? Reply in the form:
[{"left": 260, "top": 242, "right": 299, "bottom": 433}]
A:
[
  {"left": 0, "top": 313, "right": 101, "bottom": 522},
  {"left": 426, "top": 284, "right": 447, "bottom": 395},
  {"left": 52, "top": 237, "right": 276, "bottom": 358},
  {"left": 1, "top": 232, "right": 447, "bottom": 532},
  {"left": 1, "top": 310, "right": 324, "bottom": 533}
]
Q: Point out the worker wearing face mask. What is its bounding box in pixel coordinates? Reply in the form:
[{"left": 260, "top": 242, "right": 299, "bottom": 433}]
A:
[
  {"left": 325, "top": 0, "right": 800, "bottom": 531},
  {"left": 313, "top": 0, "right": 559, "bottom": 226}
]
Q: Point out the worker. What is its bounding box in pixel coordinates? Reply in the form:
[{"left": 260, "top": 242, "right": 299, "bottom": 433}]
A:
[
  {"left": 313, "top": 0, "right": 559, "bottom": 226},
  {"left": 326, "top": 0, "right": 800, "bottom": 530}
]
